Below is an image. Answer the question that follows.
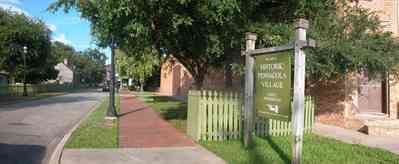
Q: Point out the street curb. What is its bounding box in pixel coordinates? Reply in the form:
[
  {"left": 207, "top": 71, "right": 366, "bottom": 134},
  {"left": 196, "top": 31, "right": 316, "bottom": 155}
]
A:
[{"left": 48, "top": 97, "right": 105, "bottom": 164}]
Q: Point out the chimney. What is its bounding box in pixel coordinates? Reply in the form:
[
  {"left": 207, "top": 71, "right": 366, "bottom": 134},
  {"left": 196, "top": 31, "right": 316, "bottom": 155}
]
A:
[{"left": 63, "top": 59, "right": 68, "bottom": 65}]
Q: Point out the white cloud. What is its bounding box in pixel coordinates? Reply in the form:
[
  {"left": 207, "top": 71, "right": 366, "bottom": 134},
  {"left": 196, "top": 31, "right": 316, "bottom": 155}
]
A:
[
  {"left": 46, "top": 23, "right": 57, "bottom": 32},
  {"left": 53, "top": 33, "right": 72, "bottom": 45},
  {"left": 0, "top": 1, "right": 29, "bottom": 16},
  {"left": 56, "top": 16, "right": 87, "bottom": 25},
  {"left": 0, "top": 0, "right": 21, "bottom": 5}
]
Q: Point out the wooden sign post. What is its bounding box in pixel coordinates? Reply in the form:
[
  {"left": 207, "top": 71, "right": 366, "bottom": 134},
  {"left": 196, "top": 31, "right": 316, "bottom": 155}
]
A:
[
  {"left": 244, "top": 32, "right": 257, "bottom": 147},
  {"left": 244, "top": 19, "right": 314, "bottom": 163},
  {"left": 291, "top": 19, "right": 309, "bottom": 164}
]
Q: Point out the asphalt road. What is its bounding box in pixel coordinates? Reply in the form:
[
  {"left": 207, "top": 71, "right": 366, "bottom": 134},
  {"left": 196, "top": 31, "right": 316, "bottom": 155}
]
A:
[{"left": 0, "top": 90, "right": 106, "bottom": 164}]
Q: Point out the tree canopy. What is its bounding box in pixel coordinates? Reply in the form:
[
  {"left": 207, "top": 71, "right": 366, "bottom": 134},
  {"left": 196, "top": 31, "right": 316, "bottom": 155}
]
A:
[
  {"left": 74, "top": 48, "right": 107, "bottom": 85},
  {"left": 116, "top": 48, "right": 159, "bottom": 91},
  {"left": 51, "top": 41, "right": 107, "bottom": 85},
  {"left": 49, "top": 0, "right": 399, "bottom": 88},
  {"left": 0, "top": 8, "right": 58, "bottom": 83},
  {"left": 306, "top": 2, "right": 399, "bottom": 81},
  {"left": 51, "top": 41, "right": 75, "bottom": 63}
]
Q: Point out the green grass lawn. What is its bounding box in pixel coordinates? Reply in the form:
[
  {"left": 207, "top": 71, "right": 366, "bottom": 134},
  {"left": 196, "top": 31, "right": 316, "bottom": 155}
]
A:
[
  {"left": 64, "top": 95, "right": 119, "bottom": 148},
  {"left": 134, "top": 92, "right": 187, "bottom": 133},
  {"left": 135, "top": 92, "right": 399, "bottom": 164},
  {"left": 202, "top": 135, "right": 399, "bottom": 164}
]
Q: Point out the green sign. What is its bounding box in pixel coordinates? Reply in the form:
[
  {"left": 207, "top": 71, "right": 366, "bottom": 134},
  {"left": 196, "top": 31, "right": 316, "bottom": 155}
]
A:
[{"left": 254, "top": 51, "right": 292, "bottom": 121}]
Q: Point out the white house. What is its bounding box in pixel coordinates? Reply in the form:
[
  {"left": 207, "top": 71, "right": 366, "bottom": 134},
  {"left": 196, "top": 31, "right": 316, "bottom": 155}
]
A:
[{"left": 54, "top": 59, "right": 74, "bottom": 84}]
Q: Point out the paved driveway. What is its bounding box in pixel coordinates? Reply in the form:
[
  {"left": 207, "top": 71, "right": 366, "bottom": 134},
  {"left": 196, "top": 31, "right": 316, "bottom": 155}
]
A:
[{"left": 0, "top": 91, "right": 106, "bottom": 164}]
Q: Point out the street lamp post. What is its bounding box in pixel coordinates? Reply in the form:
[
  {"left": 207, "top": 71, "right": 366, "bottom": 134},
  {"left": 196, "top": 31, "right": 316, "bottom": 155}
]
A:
[
  {"left": 23, "top": 46, "right": 28, "bottom": 96},
  {"left": 106, "top": 41, "right": 117, "bottom": 119}
]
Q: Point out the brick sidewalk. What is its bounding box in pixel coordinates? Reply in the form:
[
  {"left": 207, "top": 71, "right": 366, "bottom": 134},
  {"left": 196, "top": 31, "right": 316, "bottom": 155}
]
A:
[{"left": 118, "top": 91, "right": 194, "bottom": 148}]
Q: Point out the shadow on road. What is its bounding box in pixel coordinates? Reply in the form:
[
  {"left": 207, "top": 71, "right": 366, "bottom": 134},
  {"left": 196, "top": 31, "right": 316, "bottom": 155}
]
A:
[
  {"left": 0, "top": 143, "right": 46, "bottom": 164},
  {"left": 0, "top": 93, "right": 102, "bottom": 112}
]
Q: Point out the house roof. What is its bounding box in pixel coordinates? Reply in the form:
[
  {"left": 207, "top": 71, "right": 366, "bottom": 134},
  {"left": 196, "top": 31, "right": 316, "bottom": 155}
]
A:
[{"left": 0, "top": 71, "right": 8, "bottom": 76}]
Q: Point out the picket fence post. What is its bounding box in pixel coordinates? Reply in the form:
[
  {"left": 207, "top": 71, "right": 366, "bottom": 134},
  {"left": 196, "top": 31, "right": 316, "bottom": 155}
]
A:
[{"left": 187, "top": 90, "right": 201, "bottom": 141}]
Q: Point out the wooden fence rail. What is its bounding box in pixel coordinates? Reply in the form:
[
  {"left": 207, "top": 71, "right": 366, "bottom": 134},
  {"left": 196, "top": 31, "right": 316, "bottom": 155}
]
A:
[{"left": 187, "top": 90, "right": 316, "bottom": 141}]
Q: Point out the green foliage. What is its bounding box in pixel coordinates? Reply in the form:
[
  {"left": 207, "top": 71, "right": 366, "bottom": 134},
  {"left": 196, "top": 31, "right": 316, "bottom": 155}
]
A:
[
  {"left": 116, "top": 48, "right": 159, "bottom": 89},
  {"left": 51, "top": 41, "right": 75, "bottom": 63},
  {"left": 72, "top": 49, "right": 107, "bottom": 85},
  {"left": 51, "top": 41, "right": 107, "bottom": 85},
  {"left": 51, "top": 42, "right": 107, "bottom": 85},
  {"left": 306, "top": 2, "right": 399, "bottom": 81},
  {"left": 48, "top": 0, "right": 244, "bottom": 88},
  {"left": 0, "top": 8, "right": 58, "bottom": 83},
  {"left": 49, "top": 0, "right": 399, "bottom": 85}
]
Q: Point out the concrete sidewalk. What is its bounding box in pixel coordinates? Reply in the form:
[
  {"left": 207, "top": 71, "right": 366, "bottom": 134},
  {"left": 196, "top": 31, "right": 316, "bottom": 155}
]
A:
[
  {"left": 62, "top": 147, "right": 225, "bottom": 164},
  {"left": 314, "top": 123, "right": 399, "bottom": 155}
]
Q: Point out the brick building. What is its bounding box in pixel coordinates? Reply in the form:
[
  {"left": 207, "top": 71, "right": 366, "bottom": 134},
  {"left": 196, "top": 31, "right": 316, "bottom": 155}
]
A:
[
  {"left": 159, "top": 57, "right": 240, "bottom": 96},
  {"left": 313, "top": 0, "right": 399, "bottom": 134}
]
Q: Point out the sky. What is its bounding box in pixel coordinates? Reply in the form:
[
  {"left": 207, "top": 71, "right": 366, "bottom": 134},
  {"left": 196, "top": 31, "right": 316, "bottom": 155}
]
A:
[{"left": 0, "top": 0, "right": 111, "bottom": 64}]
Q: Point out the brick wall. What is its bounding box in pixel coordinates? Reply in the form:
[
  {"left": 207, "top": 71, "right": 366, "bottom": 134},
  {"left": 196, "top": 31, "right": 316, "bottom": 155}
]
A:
[
  {"left": 355, "top": 0, "right": 399, "bottom": 35},
  {"left": 389, "top": 77, "right": 399, "bottom": 119},
  {"left": 159, "top": 57, "right": 242, "bottom": 96},
  {"left": 309, "top": 79, "right": 347, "bottom": 127},
  {"left": 159, "top": 58, "right": 194, "bottom": 96}
]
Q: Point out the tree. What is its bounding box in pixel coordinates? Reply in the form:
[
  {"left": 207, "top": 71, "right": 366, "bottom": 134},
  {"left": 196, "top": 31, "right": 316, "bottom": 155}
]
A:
[
  {"left": 48, "top": 0, "right": 246, "bottom": 89},
  {"left": 0, "top": 8, "right": 58, "bottom": 84},
  {"left": 116, "top": 48, "right": 159, "bottom": 91},
  {"left": 69, "top": 49, "right": 106, "bottom": 86},
  {"left": 51, "top": 41, "right": 75, "bottom": 63},
  {"left": 51, "top": 42, "right": 107, "bottom": 86},
  {"left": 82, "top": 48, "right": 107, "bottom": 85},
  {"left": 49, "top": 0, "right": 399, "bottom": 89},
  {"left": 305, "top": 1, "right": 399, "bottom": 82}
]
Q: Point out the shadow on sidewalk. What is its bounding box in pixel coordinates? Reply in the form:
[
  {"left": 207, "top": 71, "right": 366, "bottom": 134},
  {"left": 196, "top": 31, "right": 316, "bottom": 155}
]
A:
[{"left": 118, "top": 107, "right": 147, "bottom": 117}]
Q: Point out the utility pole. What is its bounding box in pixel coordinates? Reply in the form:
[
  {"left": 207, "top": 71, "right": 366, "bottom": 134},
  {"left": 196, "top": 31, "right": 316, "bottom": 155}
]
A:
[
  {"left": 23, "top": 46, "right": 28, "bottom": 96},
  {"left": 106, "top": 39, "right": 117, "bottom": 118}
]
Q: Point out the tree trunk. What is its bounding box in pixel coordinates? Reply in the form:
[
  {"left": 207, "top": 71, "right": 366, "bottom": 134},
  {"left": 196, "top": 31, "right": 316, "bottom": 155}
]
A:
[
  {"left": 225, "top": 64, "right": 233, "bottom": 88},
  {"left": 140, "top": 80, "right": 144, "bottom": 92},
  {"left": 23, "top": 82, "right": 27, "bottom": 96},
  {"left": 193, "top": 74, "right": 205, "bottom": 90},
  {"left": 224, "top": 48, "right": 233, "bottom": 89}
]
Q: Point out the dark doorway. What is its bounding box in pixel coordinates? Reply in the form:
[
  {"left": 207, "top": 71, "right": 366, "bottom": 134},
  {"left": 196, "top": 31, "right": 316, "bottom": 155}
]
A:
[{"left": 358, "top": 72, "right": 387, "bottom": 114}]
